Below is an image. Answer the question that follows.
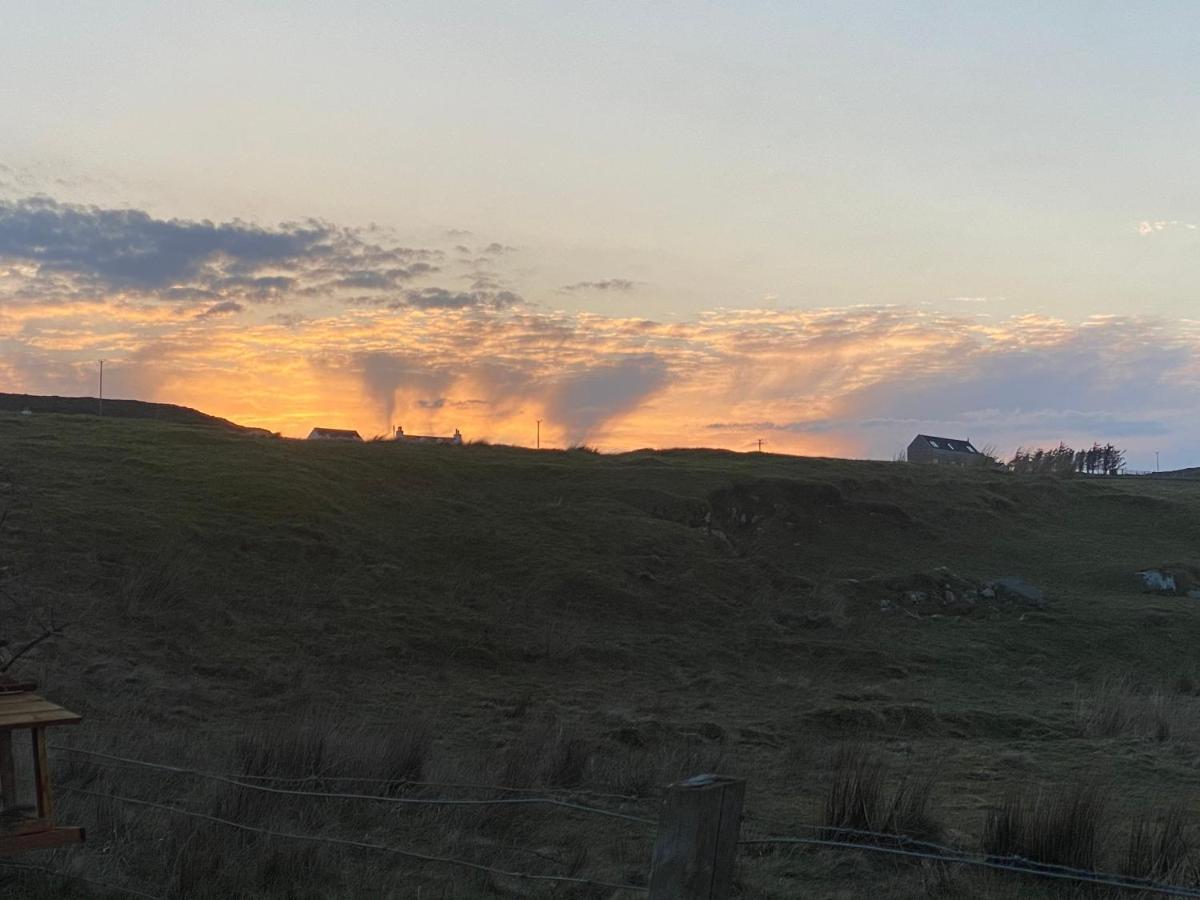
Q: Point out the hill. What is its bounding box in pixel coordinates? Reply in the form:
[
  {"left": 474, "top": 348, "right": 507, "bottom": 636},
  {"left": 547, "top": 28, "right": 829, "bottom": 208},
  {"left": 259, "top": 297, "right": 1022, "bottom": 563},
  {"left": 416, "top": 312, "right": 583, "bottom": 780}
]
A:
[
  {"left": 1157, "top": 466, "right": 1200, "bottom": 479},
  {"left": 0, "top": 392, "right": 251, "bottom": 431},
  {"left": 3, "top": 412, "right": 1200, "bottom": 897}
]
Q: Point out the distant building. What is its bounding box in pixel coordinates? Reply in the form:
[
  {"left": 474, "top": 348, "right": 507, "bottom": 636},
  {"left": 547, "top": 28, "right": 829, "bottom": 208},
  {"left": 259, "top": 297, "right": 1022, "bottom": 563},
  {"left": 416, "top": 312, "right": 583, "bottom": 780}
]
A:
[
  {"left": 307, "top": 427, "right": 363, "bottom": 442},
  {"left": 907, "top": 434, "right": 983, "bottom": 465},
  {"left": 393, "top": 425, "right": 463, "bottom": 446}
]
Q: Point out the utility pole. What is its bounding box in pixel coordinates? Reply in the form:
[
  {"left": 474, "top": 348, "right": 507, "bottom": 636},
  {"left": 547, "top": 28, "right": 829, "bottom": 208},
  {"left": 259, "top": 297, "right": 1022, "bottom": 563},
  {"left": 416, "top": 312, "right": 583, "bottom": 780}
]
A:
[
  {"left": 1156, "top": 451, "right": 1160, "bottom": 473},
  {"left": 756, "top": 438, "right": 763, "bottom": 453},
  {"left": 536, "top": 419, "right": 541, "bottom": 450},
  {"left": 97, "top": 360, "right": 105, "bottom": 417}
]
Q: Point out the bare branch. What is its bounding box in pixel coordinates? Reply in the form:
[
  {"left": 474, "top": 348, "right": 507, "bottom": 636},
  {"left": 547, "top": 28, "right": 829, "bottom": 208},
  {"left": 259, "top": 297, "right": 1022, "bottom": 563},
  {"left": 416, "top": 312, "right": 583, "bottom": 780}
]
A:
[{"left": 0, "top": 619, "right": 67, "bottom": 673}]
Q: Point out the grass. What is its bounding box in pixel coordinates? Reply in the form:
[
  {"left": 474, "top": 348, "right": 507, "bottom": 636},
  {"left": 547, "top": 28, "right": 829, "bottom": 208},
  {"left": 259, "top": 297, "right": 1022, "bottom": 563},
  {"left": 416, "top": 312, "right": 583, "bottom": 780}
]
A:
[
  {"left": 982, "top": 781, "right": 1108, "bottom": 871},
  {"left": 822, "top": 745, "right": 940, "bottom": 841},
  {"left": 3, "top": 411, "right": 1200, "bottom": 896}
]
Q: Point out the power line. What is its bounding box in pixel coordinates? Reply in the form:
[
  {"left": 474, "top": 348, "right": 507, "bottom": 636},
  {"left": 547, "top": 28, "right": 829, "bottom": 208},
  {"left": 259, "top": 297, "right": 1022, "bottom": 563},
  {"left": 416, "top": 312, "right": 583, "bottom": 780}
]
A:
[
  {"left": 63, "top": 786, "right": 649, "bottom": 895},
  {"left": 739, "top": 833, "right": 1200, "bottom": 898},
  {"left": 53, "top": 746, "right": 655, "bottom": 826},
  {"left": 0, "top": 859, "right": 164, "bottom": 900}
]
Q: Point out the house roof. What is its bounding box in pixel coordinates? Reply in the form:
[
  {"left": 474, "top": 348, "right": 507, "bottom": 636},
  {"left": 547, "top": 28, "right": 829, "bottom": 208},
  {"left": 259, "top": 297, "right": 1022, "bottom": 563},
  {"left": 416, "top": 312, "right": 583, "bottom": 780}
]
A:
[
  {"left": 307, "top": 427, "right": 362, "bottom": 439},
  {"left": 0, "top": 684, "right": 82, "bottom": 731},
  {"left": 913, "top": 434, "right": 979, "bottom": 454}
]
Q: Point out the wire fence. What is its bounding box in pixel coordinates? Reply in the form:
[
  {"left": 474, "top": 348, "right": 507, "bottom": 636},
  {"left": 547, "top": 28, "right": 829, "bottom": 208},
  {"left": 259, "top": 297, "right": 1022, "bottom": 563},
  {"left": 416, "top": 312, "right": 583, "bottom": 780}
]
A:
[
  {"left": 62, "top": 785, "right": 650, "bottom": 895},
  {"left": 57, "top": 752, "right": 649, "bottom": 801},
  {"left": 51, "top": 745, "right": 655, "bottom": 825},
  {"left": 11, "top": 746, "right": 1200, "bottom": 898},
  {"left": 739, "top": 824, "right": 1200, "bottom": 898}
]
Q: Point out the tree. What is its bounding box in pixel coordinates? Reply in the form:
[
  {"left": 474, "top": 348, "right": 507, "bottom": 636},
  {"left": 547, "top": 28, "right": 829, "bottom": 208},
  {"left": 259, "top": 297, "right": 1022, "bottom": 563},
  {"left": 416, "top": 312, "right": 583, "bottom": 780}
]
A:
[
  {"left": 0, "top": 507, "right": 71, "bottom": 676},
  {"left": 1007, "top": 442, "right": 1126, "bottom": 476}
]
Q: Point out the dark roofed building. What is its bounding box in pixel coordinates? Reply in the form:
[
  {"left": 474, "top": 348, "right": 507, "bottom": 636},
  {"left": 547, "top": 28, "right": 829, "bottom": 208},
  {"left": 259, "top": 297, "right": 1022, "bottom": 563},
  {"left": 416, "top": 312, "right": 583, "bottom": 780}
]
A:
[
  {"left": 306, "top": 427, "right": 363, "bottom": 442},
  {"left": 907, "top": 434, "right": 983, "bottom": 466}
]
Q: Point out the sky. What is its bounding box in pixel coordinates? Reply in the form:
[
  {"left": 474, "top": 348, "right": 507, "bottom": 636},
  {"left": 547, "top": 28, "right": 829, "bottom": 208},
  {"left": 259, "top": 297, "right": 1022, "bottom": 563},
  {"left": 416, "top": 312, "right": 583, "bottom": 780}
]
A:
[{"left": 1, "top": 2, "right": 1198, "bottom": 466}]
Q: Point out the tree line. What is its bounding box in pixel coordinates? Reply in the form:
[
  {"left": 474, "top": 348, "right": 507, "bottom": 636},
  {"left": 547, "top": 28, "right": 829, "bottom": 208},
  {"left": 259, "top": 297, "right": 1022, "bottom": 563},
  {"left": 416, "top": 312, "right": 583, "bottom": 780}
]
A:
[{"left": 1007, "top": 442, "right": 1126, "bottom": 476}]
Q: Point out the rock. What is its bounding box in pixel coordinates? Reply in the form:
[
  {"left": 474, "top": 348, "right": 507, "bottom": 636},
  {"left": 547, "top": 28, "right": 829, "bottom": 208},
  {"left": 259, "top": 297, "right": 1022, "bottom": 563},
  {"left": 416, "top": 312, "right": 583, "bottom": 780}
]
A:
[
  {"left": 1188, "top": 590, "right": 1200, "bottom": 600},
  {"left": 943, "top": 589, "right": 957, "bottom": 605},
  {"left": 880, "top": 598, "right": 896, "bottom": 612},
  {"left": 981, "top": 587, "right": 996, "bottom": 600},
  {"left": 1138, "top": 569, "right": 1178, "bottom": 593},
  {"left": 990, "top": 576, "right": 1048, "bottom": 609},
  {"left": 903, "top": 590, "right": 928, "bottom": 605}
]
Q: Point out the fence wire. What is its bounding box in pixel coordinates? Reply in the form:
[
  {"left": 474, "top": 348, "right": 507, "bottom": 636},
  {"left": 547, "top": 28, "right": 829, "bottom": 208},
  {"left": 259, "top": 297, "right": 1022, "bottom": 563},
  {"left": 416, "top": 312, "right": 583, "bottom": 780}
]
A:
[
  {"left": 741, "top": 826, "right": 1200, "bottom": 898},
  {"left": 65, "top": 785, "right": 650, "bottom": 895},
  {"left": 52, "top": 743, "right": 647, "bottom": 800},
  {"left": 53, "top": 745, "right": 655, "bottom": 826}
]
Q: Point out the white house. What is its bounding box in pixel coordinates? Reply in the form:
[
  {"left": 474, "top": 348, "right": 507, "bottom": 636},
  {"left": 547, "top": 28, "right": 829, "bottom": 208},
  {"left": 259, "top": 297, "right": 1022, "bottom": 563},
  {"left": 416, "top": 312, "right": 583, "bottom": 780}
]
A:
[{"left": 307, "top": 427, "right": 363, "bottom": 442}]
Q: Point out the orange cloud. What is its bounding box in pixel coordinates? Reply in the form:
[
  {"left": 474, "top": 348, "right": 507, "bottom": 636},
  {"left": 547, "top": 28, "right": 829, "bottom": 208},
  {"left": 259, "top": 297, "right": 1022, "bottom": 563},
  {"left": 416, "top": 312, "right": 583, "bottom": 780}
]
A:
[{"left": 5, "top": 299, "right": 1199, "bottom": 463}]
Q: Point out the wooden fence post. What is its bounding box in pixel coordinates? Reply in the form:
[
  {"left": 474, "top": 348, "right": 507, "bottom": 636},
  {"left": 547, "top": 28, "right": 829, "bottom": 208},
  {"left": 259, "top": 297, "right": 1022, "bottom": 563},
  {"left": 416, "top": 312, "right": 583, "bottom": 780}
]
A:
[{"left": 648, "top": 774, "right": 746, "bottom": 900}]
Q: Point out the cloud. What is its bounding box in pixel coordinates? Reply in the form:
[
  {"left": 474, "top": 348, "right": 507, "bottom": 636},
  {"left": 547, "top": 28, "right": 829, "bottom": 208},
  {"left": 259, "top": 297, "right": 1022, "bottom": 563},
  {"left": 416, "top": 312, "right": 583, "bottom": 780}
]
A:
[
  {"left": 1137, "top": 219, "right": 1199, "bottom": 235},
  {"left": 479, "top": 242, "right": 516, "bottom": 255},
  {"left": 544, "top": 355, "right": 670, "bottom": 443},
  {"left": 7, "top": 197, "right": 1200, "bottom": 465},
  {"left": 356, "top": 352, "right": 456, "bottom": 426},
  {"left": 196, "top": 300, "right": 244, "bottom": 319},
  {"left": 560, "top": 278, "right": 638, "bottom": 293},
  {"left": 0, "top": 196, "right": 327, "bottom": 289},
  {"left": 0, "top": 196, "right": 446, "bottom": 311},
  {"left": 393, "top": 287, "right": 522, "bottom": 310}
]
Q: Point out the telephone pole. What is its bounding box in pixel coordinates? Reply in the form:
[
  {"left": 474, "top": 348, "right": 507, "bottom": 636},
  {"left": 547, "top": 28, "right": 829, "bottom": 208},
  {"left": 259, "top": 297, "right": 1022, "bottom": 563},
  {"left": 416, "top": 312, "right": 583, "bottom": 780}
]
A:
[
  {"left": 1156, "top": 451, "right": 1160, "bottom": 473},
  {"left": 756, "top": 438, "right": 763, "bottom": 453},
  {"left": 98, "top": 360, "right": 105, "bottom": 416},
  {"left": 536, "top": 419, "right": 541, "bottom": 450}
]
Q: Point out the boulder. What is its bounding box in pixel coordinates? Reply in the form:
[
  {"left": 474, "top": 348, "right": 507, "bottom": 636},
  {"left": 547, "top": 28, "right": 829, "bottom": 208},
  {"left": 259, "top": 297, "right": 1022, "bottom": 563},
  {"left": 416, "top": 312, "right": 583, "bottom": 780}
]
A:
[
  {"left": 1135, "top": 565, "right": 1200, "bottom": 595},
  {"left": 989, "top": 576, "right": 1047, "bottom": 609},
  {"left": 1138, "top": 569, "right": 1178, "bottom": 593}
]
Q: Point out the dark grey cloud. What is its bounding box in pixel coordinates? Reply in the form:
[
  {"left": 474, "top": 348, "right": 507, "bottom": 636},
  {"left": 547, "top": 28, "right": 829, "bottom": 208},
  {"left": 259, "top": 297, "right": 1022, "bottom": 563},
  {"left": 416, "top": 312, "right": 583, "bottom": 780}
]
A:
[
  {"left": 480, "top": 242, "right": 516, "bottom": 255},
  {"left": 357, "top": 352, "right": 456, "bottom": 426},
  {"left": 392, "top": 287, "right": 522, "bottom": 310},
  {"left": 196, "top": 300, "right": 244, "bottom": 319},
  {"left": 0, "top": 196, "right": 447, "bottom": 309},
  {"left": 545, "top": 354, "right": 669, "bottom": 442},
  {"left": 333, "top": 263, "right": 439, "bottom": 290},
  {"left": 560, "top": 278, "right": 637, "bottom": 293},
  {"left": 0, "top": 196, "right": 327, "bottom": 289}
]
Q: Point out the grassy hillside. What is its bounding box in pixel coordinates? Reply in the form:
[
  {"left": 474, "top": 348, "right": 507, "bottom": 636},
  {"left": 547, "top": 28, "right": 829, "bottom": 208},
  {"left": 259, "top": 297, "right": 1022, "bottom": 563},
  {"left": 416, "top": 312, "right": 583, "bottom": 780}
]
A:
[
  {"left": 3, "top": 411, "right": 1200, "bottom": 898},
  {"left": 0, "top": 393, "right": 251, "bottom": 431}
]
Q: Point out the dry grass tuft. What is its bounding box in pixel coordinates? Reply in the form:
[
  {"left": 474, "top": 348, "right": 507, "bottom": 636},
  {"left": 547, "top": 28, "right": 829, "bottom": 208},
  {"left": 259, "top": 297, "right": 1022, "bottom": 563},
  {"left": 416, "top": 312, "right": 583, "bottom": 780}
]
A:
[
  {"left": 1073, "top": 676, "right": 1195, "bottom": 743},
  {"left": 982, "top": 781, "right": 1107, "bottom": 871},
  {"left": 1123, "top": 803, "right": 1196, "bottom": 882},
  {"left": 822, "top": 745, "right": 940, "bottom": 842}
]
